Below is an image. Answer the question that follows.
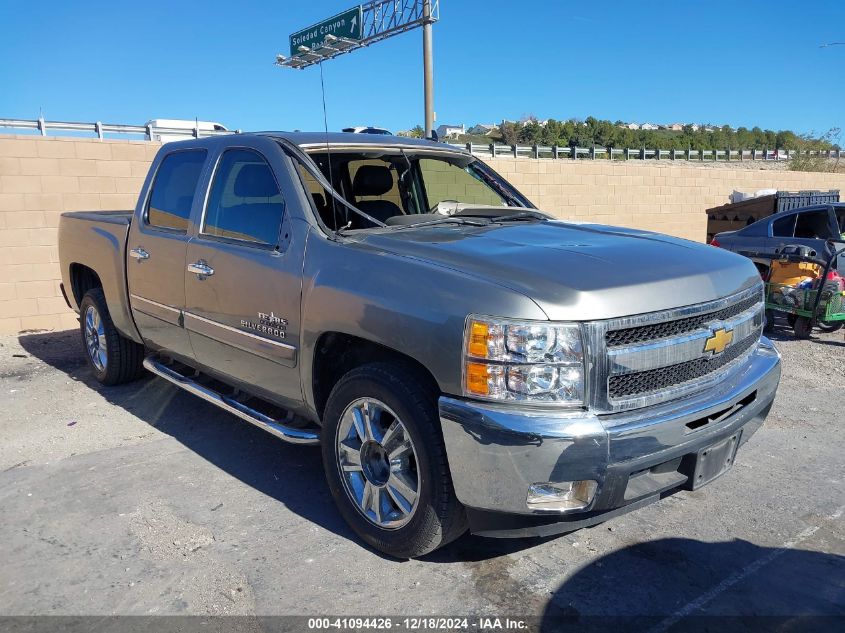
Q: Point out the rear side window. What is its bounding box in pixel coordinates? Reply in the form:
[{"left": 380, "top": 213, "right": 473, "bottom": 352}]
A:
[
  {"left": 146, "top": 150, "right": 207, "bottom": 231},
  {"left": 771, "top": 214, "right": 796, "bottom": 238},
  {"left": 203, "top": 149, "right": 285, "bottom": 245},
  {"left": 794, "top": 210, "right": 834, "bottom": 239}
]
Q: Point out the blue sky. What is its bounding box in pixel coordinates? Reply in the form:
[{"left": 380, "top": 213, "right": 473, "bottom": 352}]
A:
[{"left": 1, "top": 1, "right": 843, "bottom": 137}]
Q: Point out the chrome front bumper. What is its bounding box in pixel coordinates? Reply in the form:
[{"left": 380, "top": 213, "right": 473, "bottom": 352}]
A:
[{"left": 439, "top": 338, "right": 781, "bottom": 536}]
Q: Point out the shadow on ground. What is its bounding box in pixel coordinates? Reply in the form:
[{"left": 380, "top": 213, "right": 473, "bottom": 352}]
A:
[
  {"left": 540, "top": 537, "right": 844, "bottom": 632},
  {"left": 17, "top": 330, "right": 547, "bottom": 562}
]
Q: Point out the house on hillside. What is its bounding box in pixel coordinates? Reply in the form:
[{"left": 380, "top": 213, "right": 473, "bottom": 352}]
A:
[
  {"left": 620, "top": 122, "right": 640, "bottom": 130},
  {"left": 640, "top": 123, "right": 659, "bottom": 131},
  {"left": 436, "top": 123, "right": 465, "bottom": 139},
  {"left": 690, "top": 124, "right": 700, "bottom": 132},
  {"left": 667, "top": 123, "right": 684, "bottom": 131},
  {"left": 467, "top": 124, "right": 497, "bottom": 136}
]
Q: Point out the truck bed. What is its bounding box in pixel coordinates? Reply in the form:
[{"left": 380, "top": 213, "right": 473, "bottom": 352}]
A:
[
  {"left": 61, "top": 210, "right": 133, "bottom": 225},
  {"left": 58, "top": 209, "right": 140, "bottom": 343}
]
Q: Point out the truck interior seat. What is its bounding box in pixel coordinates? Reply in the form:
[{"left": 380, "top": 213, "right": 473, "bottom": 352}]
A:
[{"left": 351, "top": 165, "right": 402, "bottom": 223}]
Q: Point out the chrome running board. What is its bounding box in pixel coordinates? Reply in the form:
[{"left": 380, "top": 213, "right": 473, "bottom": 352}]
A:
[{"left": 143, "top": 356, "right": 320, "bottom": 445}]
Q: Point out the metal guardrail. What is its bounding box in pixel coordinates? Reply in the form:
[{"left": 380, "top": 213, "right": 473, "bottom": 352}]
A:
[
  {"left": 1, "top": 117, "right": 840, "bottom": 164},
  {"left": 452, "top": 142, "right": 843, "bottom": 162},
  {"left": 0, "top": 117, "right": 241, "bottom": 140}
]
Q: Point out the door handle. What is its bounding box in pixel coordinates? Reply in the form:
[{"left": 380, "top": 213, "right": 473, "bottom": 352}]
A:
[
  {"left": 129, "top": 247, "right": 150, "bottom": 261},
  {"left": 187, "top": 260, "right": 214, "bottom": 278}
]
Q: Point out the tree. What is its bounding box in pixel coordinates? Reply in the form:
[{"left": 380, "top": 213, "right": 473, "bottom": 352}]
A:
[{"left": 500, "top": 120, "right": 520, "bottom": 145}]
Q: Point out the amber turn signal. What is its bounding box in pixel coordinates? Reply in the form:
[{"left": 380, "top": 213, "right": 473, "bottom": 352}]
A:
[
  {"left": 468, "top": 320, "right": 489, "bottom": 359},
  {"left": 465, "top": 361, "right": 490, "bottom": 396}
]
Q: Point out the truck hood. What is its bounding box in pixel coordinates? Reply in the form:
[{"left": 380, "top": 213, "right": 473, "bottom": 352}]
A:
[{"left": 357, "top": 220, "right": 760, "bottom": 321}]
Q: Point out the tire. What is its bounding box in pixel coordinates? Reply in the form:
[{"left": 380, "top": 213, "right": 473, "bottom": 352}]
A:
[
  {"left": 817, "top": 321, "right": 843, "bottom": 333},
  {"left": 321, "top": 362, "right": 467, "bottom": 558},
  {"left": 79, "top": 288, "right": 145, "bottom": 385},
  {"left": 787, "top": 313, "right": 797, "bottom": 328},
  {"left": 763, "top": 309, "right": 776, "bottom": 333},
  {"left": 793, "top": 316, "right": 813, "bottom": 340}
]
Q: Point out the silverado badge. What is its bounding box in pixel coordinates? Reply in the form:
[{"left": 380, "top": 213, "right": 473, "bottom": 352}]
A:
[
  {"left": 704, "top": 327, "right": 733, "bottom": 355},
  {"left": 240, "top": 311, "right": 288, "bottom": 339}
]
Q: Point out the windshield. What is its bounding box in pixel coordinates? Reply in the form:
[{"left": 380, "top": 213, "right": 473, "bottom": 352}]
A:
[{"left": 296, "top": 149, "right": 534, "bottom": 231}]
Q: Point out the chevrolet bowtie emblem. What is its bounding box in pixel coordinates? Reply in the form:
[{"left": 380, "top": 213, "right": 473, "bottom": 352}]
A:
[{"left": 704, "top": 328, "right": 733, "bottom": 355}]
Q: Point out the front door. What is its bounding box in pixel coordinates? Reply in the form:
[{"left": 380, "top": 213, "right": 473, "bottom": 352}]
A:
[
  {"left": 183, "top": 147, "right": 304, "bottom": 406},
  {"left": 126, "top": 148, "right": 208, "bottom": 360}
]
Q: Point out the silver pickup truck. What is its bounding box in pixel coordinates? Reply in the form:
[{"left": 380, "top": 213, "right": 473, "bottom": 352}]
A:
[{"left": 58, "top": 132, "right": 781, "bottom": 558}]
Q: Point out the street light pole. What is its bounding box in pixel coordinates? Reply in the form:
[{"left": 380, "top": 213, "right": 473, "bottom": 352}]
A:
[{"left": 423, "top": 0, "right": 434, "bottom": 139}]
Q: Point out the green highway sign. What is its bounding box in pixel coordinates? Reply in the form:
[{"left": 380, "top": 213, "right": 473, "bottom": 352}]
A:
[{"left": 289, "top": 6, "right": 363, "bottom": 56}]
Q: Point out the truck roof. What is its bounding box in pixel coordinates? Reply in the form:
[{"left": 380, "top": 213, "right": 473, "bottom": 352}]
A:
[
  {"left": 152, "top": 131, "right": 460, "bottom": 154},
  {"left": 256, "top": 131, "right": 451, "bottom": 151}
]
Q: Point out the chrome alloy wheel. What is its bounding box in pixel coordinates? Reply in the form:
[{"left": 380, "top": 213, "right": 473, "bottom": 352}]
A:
[
  {"left": 84, "top": 305, "right": 107, "bottom": 372},
  {"left": 335, "top": 397, "right": 420, "bottom": 529}
]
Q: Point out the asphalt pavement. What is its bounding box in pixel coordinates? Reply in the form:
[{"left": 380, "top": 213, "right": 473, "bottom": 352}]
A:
[{"left": 0, "top": 322, "right": 842, "bottom": 631}]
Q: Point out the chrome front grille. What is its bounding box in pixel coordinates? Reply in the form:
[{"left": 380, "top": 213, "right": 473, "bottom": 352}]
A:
[
  {"left": 608, "top": 332, "right": 759, "bottom": 399},
  {"left": 604, "top": 293, "right": 761, "bottom": 347},
  {"left": 587, "top": 285, "right": 764, "bottom": 413}
]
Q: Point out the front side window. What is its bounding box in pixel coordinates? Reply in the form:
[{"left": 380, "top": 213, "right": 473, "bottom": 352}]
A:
[
  {"left": 794, "top": 210, "right": 834, "bottom": 239},
  {"left": 835, "top": 208, "right": 845, "bottom": 237},
  {"left": 203, "top": 149, "right": 285, "bottom": 245},
  {"left": 146, "top": 150, "right": 207, "bottom": 231}
]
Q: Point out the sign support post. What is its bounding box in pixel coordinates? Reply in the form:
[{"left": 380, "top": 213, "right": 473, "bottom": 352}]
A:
[{"left": 423, "top": 0, "right": 434, "bottom": 139}]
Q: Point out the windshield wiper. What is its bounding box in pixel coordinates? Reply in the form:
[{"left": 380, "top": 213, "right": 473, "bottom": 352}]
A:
[
  {"left": 390, "top": 216, "right": 490, "bottom": 230},
  {"left": 490, "top": 211, "right": 549, "bottom": 223}
]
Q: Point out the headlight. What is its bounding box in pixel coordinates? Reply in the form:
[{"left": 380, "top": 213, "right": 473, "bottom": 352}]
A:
[{"left": 463, "top": 316, "right": 585, "bottom": 405}]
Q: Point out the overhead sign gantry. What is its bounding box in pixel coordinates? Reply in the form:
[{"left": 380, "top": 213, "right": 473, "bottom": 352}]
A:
[
  {"left": 288, "top": 6, "right": 363, "bottom": 56},
  {"left": 275, "top": 0, "right": 440, "bottom": 138}
]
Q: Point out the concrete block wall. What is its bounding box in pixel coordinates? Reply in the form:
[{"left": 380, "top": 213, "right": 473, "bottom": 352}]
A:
[
  {"left": 2, "top": 133, "right": 845, "bottom": 335},
  {"left": 0, "top": 135, "right": 160, "bottom": 334},
  {"left": 486, "top": 158, "right": 845, "bottom": 242}
]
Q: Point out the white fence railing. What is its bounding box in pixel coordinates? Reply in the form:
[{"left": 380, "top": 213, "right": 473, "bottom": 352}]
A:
[
  {"left": 450, "top": 142, "right": 844, "bottom": 162},
  {"left": 1, "top": 117, "right": 840, "bottom": 163},
  {"left": 0, "top": 117, "right": 240, "bottom": 141}
]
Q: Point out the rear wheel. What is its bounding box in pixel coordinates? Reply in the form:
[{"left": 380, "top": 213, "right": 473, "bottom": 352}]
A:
[
  {"left": 321, "top": 362, "right": 467, "bottom": 558},
  {"left": 793, "top": 316, "right": 813, "bottom": 340},
  {"left": 79, "top": 288, "right": 145, "bottom": 385}
]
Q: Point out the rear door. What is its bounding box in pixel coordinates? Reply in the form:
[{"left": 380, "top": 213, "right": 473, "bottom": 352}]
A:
[
  {"left": 183, "top": 143, "right": 305, "bottom": 406},
  {"left": 127, "top": 148, "right": 207, "bottom": 359},
  {"left": 767, "top": 212, "right": 798, "bottom": 256}
]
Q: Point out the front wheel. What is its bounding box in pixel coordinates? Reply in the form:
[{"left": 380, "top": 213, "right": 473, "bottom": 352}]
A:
[
  {"left": 817, "top": 321, "right": 843, "bottom": 333},
  {"left": 79, "top": 288, "right": 145, "bottom": 385},
  {"left": 321, "top": 362, "right": 467, "bottom": 558}
]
